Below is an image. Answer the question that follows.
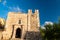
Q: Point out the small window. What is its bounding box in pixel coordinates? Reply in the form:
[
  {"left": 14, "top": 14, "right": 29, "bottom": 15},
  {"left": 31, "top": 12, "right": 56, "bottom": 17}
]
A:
[{"left": 19, "top": 20, "right": 21, "bottom": 24}]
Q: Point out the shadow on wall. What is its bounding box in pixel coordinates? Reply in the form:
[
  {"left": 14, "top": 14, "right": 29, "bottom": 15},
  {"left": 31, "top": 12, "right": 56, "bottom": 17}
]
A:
[{"left": 24, "top": 31, "right": 42, "bottom": 40}]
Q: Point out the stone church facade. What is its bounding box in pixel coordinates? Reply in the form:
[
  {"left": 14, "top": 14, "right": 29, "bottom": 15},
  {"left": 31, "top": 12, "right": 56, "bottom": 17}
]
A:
[{"left": 1, "top": 9, "right": 41, "bottom": 40}]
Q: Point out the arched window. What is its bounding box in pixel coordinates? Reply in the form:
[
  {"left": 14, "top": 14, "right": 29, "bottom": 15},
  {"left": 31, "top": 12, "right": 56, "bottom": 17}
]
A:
[{"left": 19, "top": 20, "right": 21, "bottom": 24}]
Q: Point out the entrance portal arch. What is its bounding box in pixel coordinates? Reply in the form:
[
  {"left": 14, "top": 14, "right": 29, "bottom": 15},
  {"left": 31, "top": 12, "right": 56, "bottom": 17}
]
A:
[{"left": 15, "top": 28, "right": 22, "bottom": 38}]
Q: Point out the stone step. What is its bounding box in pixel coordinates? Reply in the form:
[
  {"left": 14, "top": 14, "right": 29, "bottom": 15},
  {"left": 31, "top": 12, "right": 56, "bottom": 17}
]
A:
[
  {"left": 1, "top": 38, "right": 23, "bottom": 40},
  {"left": 11, "top": 38, "right": 23, "bottom": 40}
]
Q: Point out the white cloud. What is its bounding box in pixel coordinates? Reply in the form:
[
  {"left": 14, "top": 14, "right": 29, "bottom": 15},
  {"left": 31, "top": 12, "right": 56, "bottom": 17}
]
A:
[
  {"left": 0, "top": 0, "right": 1, "bottom": 2},
  {"left": 2, "top": 0, "right": 7, "bottom": 6},
  {"left": 2, "top": 0, "right": 25, "bottom": 12},
  {"left": 41, "top": 21, "right": 53, "bottom": 29},
  {"left": 41, "top": 27, "right": 45, "bottom": 29},
  {"left": 8, "top": 6, "right": 22, "bottom": 12},
  {"left": 44, "top": 21, "right": 53, "bottom": 25},
  {"left": 41, "top": 25, "right": 45, "bottom": 29},
  {"left": 17, "top": 6, "right": 21, "bottom": 11}
]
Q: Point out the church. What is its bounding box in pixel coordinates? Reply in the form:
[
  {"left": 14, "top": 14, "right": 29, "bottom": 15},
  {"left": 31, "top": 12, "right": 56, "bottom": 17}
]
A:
[{"left": 1, "top": 9, "right": 41, "bottom": 40}]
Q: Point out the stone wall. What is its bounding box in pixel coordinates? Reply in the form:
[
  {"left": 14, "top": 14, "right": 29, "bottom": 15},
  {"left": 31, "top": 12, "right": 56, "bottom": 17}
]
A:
[
  {"left": 24, "top": 31, "right": 42, "bottom": 40},
  {"left": 1, "top": 9, "right": 41, "bottom": 40}
]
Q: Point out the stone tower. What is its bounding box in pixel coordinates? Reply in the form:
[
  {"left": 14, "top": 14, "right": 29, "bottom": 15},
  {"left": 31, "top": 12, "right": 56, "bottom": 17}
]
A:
[{"left": 2, "top": 9, "right": 41, "bottom": 40}]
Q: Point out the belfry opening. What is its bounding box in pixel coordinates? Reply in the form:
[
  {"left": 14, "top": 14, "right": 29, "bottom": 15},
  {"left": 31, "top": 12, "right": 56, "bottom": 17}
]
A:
[{"left": 15, "top": 28, "right": 22, "bottom": 38}]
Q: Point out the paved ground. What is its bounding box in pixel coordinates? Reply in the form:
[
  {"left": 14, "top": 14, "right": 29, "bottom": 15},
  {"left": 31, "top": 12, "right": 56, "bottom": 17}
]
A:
[{"left": 1, "top": 38, "right": 23, "bottom": 40}]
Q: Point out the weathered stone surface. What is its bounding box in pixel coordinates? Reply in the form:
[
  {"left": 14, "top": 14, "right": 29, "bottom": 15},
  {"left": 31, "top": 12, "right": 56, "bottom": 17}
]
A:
[
  {"left": 24, "top": 31, "right": 42, "bottom": 40},
  {"left": 0, "top": 9, "right": 42, "bottom": 40}
]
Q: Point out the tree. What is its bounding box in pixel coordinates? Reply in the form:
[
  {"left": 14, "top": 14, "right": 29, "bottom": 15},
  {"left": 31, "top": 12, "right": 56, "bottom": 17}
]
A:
[
  {"left": 0, "top": 18, "right": 5, "bottom": 30},
  {"left": 40, "top": 17, "right": 60, "bottom": 40}
]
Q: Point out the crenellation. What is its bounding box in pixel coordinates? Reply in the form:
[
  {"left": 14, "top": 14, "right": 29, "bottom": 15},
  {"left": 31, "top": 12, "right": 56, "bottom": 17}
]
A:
[
  {"left": 0, "top": 9, "right": 41, "bottom": 40},
  {"left": 35, "top": 10, "right": 39, "bottom": 13},
  {"left": 28, "top": 9, "right": 32, "bottom": 13}
]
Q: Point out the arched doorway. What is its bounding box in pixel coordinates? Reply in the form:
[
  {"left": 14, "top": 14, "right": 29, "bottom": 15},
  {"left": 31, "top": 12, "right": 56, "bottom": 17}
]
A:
[{"left": 15, "top": 28, "right": 22, "bottom": 38}]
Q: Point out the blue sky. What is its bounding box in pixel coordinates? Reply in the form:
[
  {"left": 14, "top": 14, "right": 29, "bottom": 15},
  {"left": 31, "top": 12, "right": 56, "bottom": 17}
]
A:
[{"left": 0, "top": 0, "right": 60, "bottom": 25}]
